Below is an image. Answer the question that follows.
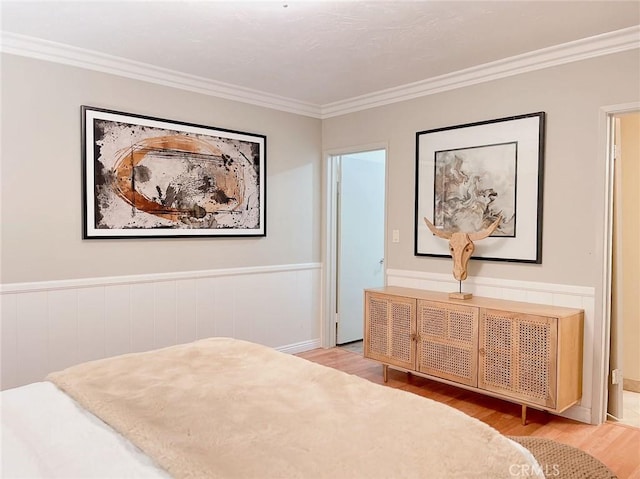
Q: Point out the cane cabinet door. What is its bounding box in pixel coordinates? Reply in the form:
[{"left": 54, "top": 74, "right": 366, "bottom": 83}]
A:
[
  {"left": 478, "top": 309, "right": 558, "bottom": 409},
  {"left": 416, "top": 300, "right": 479, "bottom": 387},
  {"left": 364, "top": 292, "right": 416, "bottom": 370}
]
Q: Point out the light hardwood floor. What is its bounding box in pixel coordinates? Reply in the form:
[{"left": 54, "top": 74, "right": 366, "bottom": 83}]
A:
[{"left": 297, "top": 347, "right": 640, "bottom": 479}]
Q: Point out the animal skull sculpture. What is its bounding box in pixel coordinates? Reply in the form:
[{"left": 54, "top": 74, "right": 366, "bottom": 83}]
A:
[{"left": 423, "top": 216, "right": 502, "bottom": 281}]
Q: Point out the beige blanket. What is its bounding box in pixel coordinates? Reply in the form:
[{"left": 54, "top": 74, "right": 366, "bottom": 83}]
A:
[{"left": 48, "top": 338, "right": 534, "bottom": 478}]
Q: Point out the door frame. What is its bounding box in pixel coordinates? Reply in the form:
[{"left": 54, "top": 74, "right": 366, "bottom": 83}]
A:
[
  {"left": 321, "top": 142, "right": 389, "bottom": 348},
  {"left": 595, "top": 101, "right": 640, "bottom": 424}
]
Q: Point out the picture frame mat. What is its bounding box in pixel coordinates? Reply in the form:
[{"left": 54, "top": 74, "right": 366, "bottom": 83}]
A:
[{"left": 415, "top": 113, "right": 543, "bottom": 262}]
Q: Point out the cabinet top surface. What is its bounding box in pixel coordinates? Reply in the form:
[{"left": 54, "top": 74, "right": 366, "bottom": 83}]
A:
[{"left": 365, "top": 286, "right": 583, "bottom": 317}]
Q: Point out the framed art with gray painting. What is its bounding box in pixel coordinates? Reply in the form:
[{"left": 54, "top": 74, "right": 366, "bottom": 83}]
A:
[
  {"left": 82, "top": 106, "right": 266, "bottom": 238},
  {"left": 414, "top": 112, "right": 545, "bottom": 263}
]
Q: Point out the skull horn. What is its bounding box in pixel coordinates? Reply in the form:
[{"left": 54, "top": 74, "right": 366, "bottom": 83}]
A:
[
  {"left": 468, "top": 215, "right": 502, "bottom": 241},
  {"left": 423, "top": 217, "right": 452, "bottom": 240}
]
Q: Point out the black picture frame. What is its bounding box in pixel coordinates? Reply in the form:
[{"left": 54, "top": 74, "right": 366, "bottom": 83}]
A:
[
  {"left": 82, "top": 106, "right": 266, "bottom": 239},
  {"left": 415, "top": 112, "right": 545, "bottom": 263}
]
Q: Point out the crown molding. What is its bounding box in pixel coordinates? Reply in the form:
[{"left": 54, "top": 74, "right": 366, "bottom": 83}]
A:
[
  {"left": 0, "top": 32, "right": 323, "bottom": 119},
  {"left": 320, "top": 25, "right": 640, "bottom": 118},
  {"left": 2, "top": 26, "right": 638, "bottom": 120}
]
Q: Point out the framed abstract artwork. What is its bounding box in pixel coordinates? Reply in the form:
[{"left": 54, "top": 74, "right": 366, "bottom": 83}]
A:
[
  {"left": 415, "top": 112, "right": 545, "bottom": 263},
  {"left": 82, "top": 106, "right": 266, "bottom": 238}
]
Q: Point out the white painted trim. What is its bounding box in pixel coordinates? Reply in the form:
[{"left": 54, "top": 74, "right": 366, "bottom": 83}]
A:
[
  {"left": 276, "top": 339, "right": 322, "bottom": 355},
  {"left": 558, "top": 405, "right": 591, "bottom": 424},
  {"left": 323, "top": 142, "right": 391, "bottom": 157},
  {"left": 0, "top": 263, "right": 322, "bottom": 294},
  {"left": 321, "top": 26, "right": 640, "bottom": 118},
  {"left": 322, "top": 152, "right": 339, "bottom": 348},
  {"left": 386, "top": 269, "right": 595, "bottom": 297},
  {"left": 0, "top": 33, "right": 323, "bottom": 119},
  {"left": 2, "top": 27, "right": 638, "bottom": 120}
]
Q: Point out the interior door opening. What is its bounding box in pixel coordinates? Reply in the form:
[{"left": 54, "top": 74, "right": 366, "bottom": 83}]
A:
[
  {"left": 606, "top": 110, "right": 640, "bottom": 428},
  {"left": 332, "top": 149, "right": 386, "bottom": 346}
]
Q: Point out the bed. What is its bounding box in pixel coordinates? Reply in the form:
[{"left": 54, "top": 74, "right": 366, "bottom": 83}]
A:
[{"left": 1, "top": 337, "right": 543, "bottom": 478}]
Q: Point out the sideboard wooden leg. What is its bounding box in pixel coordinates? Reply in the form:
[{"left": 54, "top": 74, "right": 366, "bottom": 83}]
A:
[
  {"left": 521, "top": 405, "right": 527, "bottom": 426},
  {"left": 383, "top": 364, "right": 388, "bottom": 383}
]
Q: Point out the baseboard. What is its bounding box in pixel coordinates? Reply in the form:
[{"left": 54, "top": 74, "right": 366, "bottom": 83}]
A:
[
  {"left": 276, "top": 339, "right": 321, "bottom": 355},
  {"left": 623, "top": 378, "right": 640, "bottom": 393},
  {"left": 558, "top": 405, "right": 592, "bottom": 424}
]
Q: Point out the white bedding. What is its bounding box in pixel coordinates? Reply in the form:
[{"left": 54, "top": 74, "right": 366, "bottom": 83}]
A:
[{"left": 1, "top": 382, "right": 169, "bottom": 478}]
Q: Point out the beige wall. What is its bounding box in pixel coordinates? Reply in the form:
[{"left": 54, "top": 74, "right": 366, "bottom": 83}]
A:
[
  {"left": 0, "top": 54, "right": 322, "bottom": 283},
  {"left": 620, "top": 112, "right": 640, "bottom": 383},
  {"left": 322, "top": 50, "right": 640, "bottom": 287}
]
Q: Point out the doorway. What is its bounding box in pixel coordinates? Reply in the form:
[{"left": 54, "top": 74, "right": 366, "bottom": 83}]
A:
[
  {"left": 326, "top": 148, "right": 386, "bottom": 348},
  {"left": 607, "top": 110, "right": 640, "bottom": 428}
]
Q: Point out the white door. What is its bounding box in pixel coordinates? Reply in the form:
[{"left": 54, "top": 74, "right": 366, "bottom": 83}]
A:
[{"left": 336, "top": 150, "right": 386, "bottom": 344}]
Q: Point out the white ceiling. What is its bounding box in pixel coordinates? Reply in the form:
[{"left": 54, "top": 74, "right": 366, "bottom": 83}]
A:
[{"left": 1, "top": 1, "right": 639, "bottom": 107}]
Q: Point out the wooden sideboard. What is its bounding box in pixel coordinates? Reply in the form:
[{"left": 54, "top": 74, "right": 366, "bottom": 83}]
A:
[{"left": 364, "top": 286, "right": 584, "bottom": 424}]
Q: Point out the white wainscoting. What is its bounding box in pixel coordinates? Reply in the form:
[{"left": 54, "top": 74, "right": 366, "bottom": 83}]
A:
[
  {"left": 0, "top": 263, "right": 322, "bottom": 390},
  {"left": 386, "top": 269, "right": 595, "bottom": 424}
]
